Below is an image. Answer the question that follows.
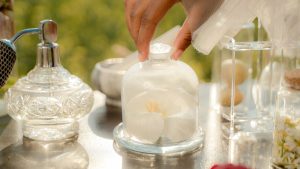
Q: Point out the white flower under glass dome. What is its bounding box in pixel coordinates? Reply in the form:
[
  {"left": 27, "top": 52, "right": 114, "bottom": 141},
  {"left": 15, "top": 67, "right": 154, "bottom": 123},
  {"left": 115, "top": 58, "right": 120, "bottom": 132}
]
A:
[{"left": 114, "top": 43, "right": 204, "bottom": 154}]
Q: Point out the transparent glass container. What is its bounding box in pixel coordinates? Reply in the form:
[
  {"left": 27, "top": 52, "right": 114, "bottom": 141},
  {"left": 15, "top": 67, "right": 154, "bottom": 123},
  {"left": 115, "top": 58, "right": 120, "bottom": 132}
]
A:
[
  {"left": 218, "top": 38, "right": 275, "bottom": 140},
  {"left": 211, "top": 22, "right": 255, "bottom": 112},
  {"left": 230, "top": 132, "right": 273, "bottom": 169},
  {"left": 272, "top": 46, "right": 300, "bottom": 169},
  {"left": 219, "top": 40, "right": 273, "bottom": 121},
  {"left": 5, "top": 42, "right": 94, "bottom": 141},
  {"left": 114, "top": 43, "right": 204, "bottom": 154}
]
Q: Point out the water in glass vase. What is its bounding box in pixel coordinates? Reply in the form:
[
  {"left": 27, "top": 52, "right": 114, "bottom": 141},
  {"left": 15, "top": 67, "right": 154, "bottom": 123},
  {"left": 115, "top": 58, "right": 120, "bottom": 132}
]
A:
[{"left": 220, "top": 41, "right": 273, "bottom": 137}]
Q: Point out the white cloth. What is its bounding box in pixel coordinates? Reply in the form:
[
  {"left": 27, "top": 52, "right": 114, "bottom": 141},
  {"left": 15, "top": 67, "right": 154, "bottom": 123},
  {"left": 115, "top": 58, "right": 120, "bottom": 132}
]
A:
[{"left": 191, "top": 0, "right": 300, "bottom": 54}]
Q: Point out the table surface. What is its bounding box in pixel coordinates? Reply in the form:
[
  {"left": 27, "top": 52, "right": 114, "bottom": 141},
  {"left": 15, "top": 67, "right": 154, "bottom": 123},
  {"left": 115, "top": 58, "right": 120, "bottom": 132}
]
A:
[{"left": 0, "top": 84, "right": 260, "bottom": 169}]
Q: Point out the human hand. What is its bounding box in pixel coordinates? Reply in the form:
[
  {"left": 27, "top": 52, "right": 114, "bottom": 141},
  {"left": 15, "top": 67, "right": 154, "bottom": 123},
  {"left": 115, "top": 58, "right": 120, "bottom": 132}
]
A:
[
  {"left": 125, "top": 0, "right": 223, "bottom": 61},
  {"left": 173, "top": 0, "right": 223, "bottom": 59},
  {"left": 125, "top": 0, "right": 179, "bottom": 61}
]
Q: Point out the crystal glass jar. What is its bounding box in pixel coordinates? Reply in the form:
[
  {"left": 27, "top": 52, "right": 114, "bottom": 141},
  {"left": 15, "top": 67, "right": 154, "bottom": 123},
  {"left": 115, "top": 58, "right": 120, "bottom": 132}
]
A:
[
  {"left": 272, "top": 68, "right": 300, "bottom": 169},
  {"left": 114, "top": 43, "right": 204, "bottom": 154},
  {"left": 4, "top": 21, "right": 94, "bottom": 141},
  {"left": 5, "top": 57, "right": 94, "bottom": 141}
]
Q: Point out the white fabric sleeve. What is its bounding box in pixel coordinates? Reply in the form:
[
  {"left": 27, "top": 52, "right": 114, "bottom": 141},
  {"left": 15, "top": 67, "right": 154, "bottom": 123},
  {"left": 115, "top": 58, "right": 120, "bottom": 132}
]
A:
[{"left": 191, "top": 0, "right": 260, "bottom": 55}]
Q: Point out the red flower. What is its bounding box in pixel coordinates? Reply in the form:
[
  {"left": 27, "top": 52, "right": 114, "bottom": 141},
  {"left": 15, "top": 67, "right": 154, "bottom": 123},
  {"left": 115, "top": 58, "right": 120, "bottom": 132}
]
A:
[{"left": 211, "top": 164, "right": 250, "bottom": 169}]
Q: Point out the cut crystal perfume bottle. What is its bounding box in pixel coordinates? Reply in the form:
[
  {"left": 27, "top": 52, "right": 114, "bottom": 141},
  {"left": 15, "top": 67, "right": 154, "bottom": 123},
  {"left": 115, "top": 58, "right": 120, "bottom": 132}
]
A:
[
  {"left": 114, "top": 43, "right": 204, "bottom": 154},
  {"left": 4, "top": 20, "right": 94, "bottom": 141}
]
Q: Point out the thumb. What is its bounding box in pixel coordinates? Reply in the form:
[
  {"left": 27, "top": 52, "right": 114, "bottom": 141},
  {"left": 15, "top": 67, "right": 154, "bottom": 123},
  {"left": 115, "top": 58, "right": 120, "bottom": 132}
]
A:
[{"left": 172, "top": 18, "right": 192, "bottom": 60}]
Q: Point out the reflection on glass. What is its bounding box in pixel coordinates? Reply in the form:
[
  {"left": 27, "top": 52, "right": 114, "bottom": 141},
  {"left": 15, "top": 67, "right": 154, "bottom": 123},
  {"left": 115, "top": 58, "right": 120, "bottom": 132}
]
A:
[
  {"left": 114, "top": 141, "right": 202, "bottom": 169},
  {"left": 0, "top": 136, "right": 89, "bottom": 169},
  {"left": 229, "top": 132, "right": 272, "bottom": 169}
]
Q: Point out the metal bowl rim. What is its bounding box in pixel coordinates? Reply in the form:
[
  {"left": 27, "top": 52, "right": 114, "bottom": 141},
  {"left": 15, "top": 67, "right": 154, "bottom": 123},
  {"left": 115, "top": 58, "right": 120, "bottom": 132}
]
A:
[{"left": 95, "top": 58, "right": 127, "bottom": 75}]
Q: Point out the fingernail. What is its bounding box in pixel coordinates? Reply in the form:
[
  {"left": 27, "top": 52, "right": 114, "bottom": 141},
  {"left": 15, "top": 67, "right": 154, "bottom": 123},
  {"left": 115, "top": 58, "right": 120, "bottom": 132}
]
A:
[
  {"left": 172, "top": 50, "right": 183, "bottom": 60},
  {"left": 138, "top": 52, "right": 146, "bottom": 62}
]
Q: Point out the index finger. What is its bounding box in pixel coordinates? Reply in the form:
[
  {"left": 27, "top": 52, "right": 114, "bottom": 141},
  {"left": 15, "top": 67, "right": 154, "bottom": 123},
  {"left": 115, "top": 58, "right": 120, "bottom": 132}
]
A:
[
  {"left": 125, "top": 0, "right": 136, "bottom": 40},
  {"left": 137, "top": 1, "right": 176, "bottom": 61}
]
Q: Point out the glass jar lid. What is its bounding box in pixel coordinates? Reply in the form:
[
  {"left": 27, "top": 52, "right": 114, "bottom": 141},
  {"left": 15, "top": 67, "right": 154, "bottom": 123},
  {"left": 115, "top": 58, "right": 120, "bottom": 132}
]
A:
[
  {"left": 284, "top": 69, "right": 300, "bottom": 90},
  {"left": 149, "top": 43, "right": 172, "bottom": 60}
]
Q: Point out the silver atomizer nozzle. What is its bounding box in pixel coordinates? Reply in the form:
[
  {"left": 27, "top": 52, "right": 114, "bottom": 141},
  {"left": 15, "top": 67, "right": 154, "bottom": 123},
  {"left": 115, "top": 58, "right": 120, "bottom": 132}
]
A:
[
  {"left": 37, "top": 20, "right": 60, "bottom": 68},
  {"left": 0, "top": 19, "right": 57, "bottom": 88}
]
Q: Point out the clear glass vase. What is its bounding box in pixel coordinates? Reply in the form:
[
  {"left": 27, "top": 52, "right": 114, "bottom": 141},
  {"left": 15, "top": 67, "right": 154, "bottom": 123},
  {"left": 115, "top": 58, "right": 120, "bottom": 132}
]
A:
[
  {"left": 114, "top": 43, "right": 204, "bottom": 154},
  {"left": 219, "top": 40, "right": 273, "bottom": 135}
]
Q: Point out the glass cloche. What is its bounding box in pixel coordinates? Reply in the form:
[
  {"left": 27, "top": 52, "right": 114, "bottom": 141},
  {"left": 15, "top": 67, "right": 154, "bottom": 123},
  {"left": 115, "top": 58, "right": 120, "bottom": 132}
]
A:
[
  {"left": 114, "top": 43, "right": 204, "bottom": 154},
  {"left": 4, "top": 20, "right": 94, "bottom": 141}
]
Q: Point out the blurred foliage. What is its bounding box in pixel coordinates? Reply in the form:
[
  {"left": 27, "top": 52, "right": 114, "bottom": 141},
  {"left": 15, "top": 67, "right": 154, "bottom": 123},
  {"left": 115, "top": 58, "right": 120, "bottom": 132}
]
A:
[
  {"left": 13, "top": 0, "right": 212, "bottom": 86},
  {"left": 0, "top": 76, "right": 17, "bottom": 97}
]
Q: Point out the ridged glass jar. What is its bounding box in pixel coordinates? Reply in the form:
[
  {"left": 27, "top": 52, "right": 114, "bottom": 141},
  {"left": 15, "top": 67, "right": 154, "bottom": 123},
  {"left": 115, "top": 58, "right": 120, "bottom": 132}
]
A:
[{"left": 5, "top": 42, "right": 94, "bottom": 141}]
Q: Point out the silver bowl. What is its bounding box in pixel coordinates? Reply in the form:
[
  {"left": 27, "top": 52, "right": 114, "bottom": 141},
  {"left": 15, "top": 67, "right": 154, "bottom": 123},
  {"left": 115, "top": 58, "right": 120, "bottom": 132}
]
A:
[{"left": 91, "top": 58, "right": 126, "bottom": 108}]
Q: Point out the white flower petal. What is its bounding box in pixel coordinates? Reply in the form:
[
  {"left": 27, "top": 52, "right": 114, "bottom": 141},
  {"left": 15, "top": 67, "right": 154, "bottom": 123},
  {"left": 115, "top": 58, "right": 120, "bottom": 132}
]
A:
[
  {"left": 125, "top": 111, "right": 164, "bottom": 143},
  {"left": 163, "top": 117, "right": 196, "bottom": 142}
]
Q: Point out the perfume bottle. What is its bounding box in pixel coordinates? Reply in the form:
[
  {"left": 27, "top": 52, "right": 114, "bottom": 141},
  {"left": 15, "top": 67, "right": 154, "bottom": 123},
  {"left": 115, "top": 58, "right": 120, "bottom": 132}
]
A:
[
  {"left": 114, "top": 43, "right": 204, "bottom": 154},
  {"left": 4, "top": 20, "right": 94, "bottom": 141}
]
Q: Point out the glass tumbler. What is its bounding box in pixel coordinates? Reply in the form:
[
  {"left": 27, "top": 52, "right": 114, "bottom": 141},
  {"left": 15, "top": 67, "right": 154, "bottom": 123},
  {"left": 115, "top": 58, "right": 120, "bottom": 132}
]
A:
[{"left": 219, "top": 39, "right": 273, "bottom": 136}]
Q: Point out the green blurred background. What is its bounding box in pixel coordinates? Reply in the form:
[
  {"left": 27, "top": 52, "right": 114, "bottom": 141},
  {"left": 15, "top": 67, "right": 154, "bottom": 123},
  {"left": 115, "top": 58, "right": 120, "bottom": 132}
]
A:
[{"left": 13, "top": 0, "right": 213, "bottom": 86}]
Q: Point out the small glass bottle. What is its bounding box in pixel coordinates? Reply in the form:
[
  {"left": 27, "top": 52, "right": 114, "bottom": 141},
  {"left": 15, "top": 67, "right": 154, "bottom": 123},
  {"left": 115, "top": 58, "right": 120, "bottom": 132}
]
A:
[
  {"left": 4, "top": 20, "right": 94, "bottom": 141},
  {"left": 114, "top": 43, "right": 204, "bottom": 154},
  {"left": 272, "top": 68, "right": 300, "bottom": 169}
]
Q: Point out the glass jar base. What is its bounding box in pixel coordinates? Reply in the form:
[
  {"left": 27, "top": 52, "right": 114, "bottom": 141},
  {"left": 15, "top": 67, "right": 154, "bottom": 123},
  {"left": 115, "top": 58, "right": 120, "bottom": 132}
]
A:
[
  {"left": 221, "top": 108, "right": 261, "bottom": 122},
  {"left": 23, "top": 122, "right": 79, "bottom": 141},
  {"left": 113, "top": 123, "right": 204, "bottom": 155},
  {"left": 221, "top": 118, "right": 273, "bottom": 139},
  {"left": 106, "top": 97, "right": 121, "bottom": 108}
]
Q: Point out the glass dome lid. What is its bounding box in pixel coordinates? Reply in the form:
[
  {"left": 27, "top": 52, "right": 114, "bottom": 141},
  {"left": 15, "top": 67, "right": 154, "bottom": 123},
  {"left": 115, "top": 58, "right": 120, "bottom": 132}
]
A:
[
  {"left": 114, "top": 43, "right": 204, "bottom": 155},
  {"left": 123, "top": 43, "right": 199, "bottom": 96}
]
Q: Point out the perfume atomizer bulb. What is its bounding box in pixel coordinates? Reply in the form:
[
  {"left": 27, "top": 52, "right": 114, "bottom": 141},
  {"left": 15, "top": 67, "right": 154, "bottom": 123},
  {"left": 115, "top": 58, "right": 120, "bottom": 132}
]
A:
[{"left": 0, "top": 19, "right": 57, "bottom": 88}]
